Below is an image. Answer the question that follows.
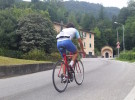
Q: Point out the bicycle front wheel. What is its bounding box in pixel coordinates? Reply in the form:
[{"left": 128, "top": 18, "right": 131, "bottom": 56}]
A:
[
  {"left": 74, "top": 60, "right": 84, "bottom": 85},
  {"left": 52, "top": 60, "right": 68, "bottom": 92}
]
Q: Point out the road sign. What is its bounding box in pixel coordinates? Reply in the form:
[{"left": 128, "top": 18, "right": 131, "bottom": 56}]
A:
[
  {"left": 116, "top": 41, "right": 120, "bottom": 49},
  {"left": 117, "top": 45, "right": 120, "bottom": 48},
  {"left": 116, "top": 41, "right": 120, "bottom": 45}
]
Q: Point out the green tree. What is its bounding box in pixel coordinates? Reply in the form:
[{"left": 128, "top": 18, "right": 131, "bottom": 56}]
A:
[
  {"left": 127, "top": 0, "right": 135, "bottom": 17},
  {"left": 56, "top": 7, "right": 67, "bottom": 23},
  {"left": 117, "top": 8, "right": 130, "bottom": 24},
  {"left": 31, "top": 0, "right": 40, "bottom": 3},
  {"left": 0, "top": 0, "right": 15, "bottom": 9},
  {"left": 128, "top": 0, "right": 135, "bottom": 7},
  {"left": 47, "top": 3, "right": 58, "bottom": 21},
  {"left": 80, "top": 13, "right": 91, "bottom": 30},
  {"left": 93, "top": 27, "right": 102, "bottom": 51},
  {"left": 0, "top": 10, "right": 17, "bottom": 49},
  {"left": 68, "top": 12, "right": 78, "bottom": 28},
  {"left": 10, "top": 7, "right": 50, "bottom": 20},
  {"left": 98, "top": 5, "right": 105, "bottom": 20},
  {"left": 93, "top": 27, "right": 101, "bottom": 38},
  {"left": 125, "top": 16, "right": 135, "bottom": 50},
  {"left": 16, "top": 14, "right": 57, "bottom": 53}
]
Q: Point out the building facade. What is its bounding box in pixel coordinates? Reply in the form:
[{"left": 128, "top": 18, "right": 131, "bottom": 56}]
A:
[
  {"left": 53, "top": 22, "right": 95, "bottom": 56},
  {"left": 79, "top": 30, "right": 94, "bottom": 56}
]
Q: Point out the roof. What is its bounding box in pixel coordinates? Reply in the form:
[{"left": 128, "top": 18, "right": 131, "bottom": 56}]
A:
[
  {"left": 79, "top": 29, "right": 95, "bottom": 34},
  {"left": 101, "top": 46, "right": 113, "bottom": 53},
  {"left": 53, "top": 22, "right": 95, "bottom": 34},
  {"left": 53, "top": 22, "right": 66, "bottom": 27}
]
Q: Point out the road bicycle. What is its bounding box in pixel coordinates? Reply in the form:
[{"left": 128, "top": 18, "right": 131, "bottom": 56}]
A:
[{"left": 52, "top": 47, "right": 85, "bottom": 92}]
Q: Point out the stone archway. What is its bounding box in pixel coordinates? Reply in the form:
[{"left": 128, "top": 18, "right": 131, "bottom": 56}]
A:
[{"left": 101, "top": 46, "right": 113, "bottom": 58}]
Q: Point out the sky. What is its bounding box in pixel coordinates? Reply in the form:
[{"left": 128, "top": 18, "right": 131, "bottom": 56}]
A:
[
  {"left": 23, "top": 0, "right": 128, "bottom": 8},
  {"left": 76, "top": 0, "right": 128, "bottom": 8}
]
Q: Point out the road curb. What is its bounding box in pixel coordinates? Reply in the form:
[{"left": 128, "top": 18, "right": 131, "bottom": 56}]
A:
[{"left": 0, "top": 63, "right": 54, "bottom": 78}]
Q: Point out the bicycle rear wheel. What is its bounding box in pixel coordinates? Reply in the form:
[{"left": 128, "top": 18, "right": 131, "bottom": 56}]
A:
[
  {"left": 74, "top": 60, "right": 84, "bottom": 85},
  {"left": 52, "top": 60, "right": 68, "bottom": 92}
]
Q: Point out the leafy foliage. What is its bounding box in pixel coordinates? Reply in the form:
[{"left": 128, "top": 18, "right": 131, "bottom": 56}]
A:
[
  {"left": 63, "top": 1, "right": 120, "bottom": 19},
  {"left": 0, "top": 9, "right": 18, "bottom": 49},
  {"left": 22, "top": 49, "right": 46, "bottom": 60},
  {"left": 119, "top": 50, "right": 135, "bottom": 61},
  {"left": 0, "top": 0, "right": 135, "bottom": 60},
  {"left": 16, "top": 14, "right": 57, "bottom": 53},
  {"left": 22, "top": 49, "right": 61, "bottom": 61},
  {"left": 0, "top": 0, "right": 15, "bottom": 9},
  {"left": 0, "top": 48, "right": 22, "bottom": 58}
]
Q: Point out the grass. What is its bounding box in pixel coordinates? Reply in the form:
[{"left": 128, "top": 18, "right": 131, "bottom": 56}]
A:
[
  {"left": 0, "top": 56, "right": 51, "bottom": 66},
  {"left": 115, "top": 57, "right": 135, "bottom": 63}
]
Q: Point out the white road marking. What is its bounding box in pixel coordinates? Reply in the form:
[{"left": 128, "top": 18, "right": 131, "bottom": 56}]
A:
[{"left": 124, "top": 86, "right": 135, "bottom": 100}]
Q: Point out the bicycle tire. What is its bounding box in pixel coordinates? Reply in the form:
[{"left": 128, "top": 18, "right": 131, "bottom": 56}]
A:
[
  {"left": 74, "top": 60, "right": 84, "bottom": 85},
  {"left": 52, "top": 60, "right": 68, "bottom": 92}
]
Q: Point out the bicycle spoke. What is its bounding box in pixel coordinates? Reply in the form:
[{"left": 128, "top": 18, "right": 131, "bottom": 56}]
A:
[
  {"left": 52, "top": 60, "right": 68, "bottom": 92},
  {"left": 74, "top": 60, "right": 84, "bottom": 85}
]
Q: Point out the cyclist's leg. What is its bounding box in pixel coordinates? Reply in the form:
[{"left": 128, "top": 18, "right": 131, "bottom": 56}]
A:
[
  {"left": 64, "top": 40, "right": 78, "bottom": 67},
  {"left": 57, "top": 41, "right": 66, "bottom": 58},
  {"left": 63, "top": 40, "right": 77, "bottom": 81},
  {"left": 57, "top": 41, "right": 66, "bottom": 75}
]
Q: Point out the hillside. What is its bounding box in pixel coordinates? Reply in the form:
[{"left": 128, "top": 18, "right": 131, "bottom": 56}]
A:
[{"left": 63, "top": 1, "right": 120, "bottom": 19}]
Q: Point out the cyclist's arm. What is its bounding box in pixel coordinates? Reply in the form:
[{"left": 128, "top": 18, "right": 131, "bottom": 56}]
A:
[
  {"left": 78, "top": 38, "right": 85, "bottom": 53},
  {"left": 74, "top": 29, "right": 86, "bottom": 55}
]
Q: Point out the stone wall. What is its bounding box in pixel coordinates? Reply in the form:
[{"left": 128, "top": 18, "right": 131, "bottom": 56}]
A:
[{"left": 0, "top": 63, "right": 54, "bottom": 78}]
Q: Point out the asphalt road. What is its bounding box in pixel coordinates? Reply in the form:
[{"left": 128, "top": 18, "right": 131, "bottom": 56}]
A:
[{"left": 0, "top": 58, "right": 135, "bottom": 100}]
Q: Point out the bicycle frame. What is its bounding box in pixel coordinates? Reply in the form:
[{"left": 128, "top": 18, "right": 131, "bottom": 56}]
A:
[
  {"left": 58, "top": 53, "right": 69, "bottom": 78},
  {"left": 52, "top": 51, "right": 84, "bottom": 92},
  {"left": 58, "top": 52, "right": 82, "bottom": 78}
]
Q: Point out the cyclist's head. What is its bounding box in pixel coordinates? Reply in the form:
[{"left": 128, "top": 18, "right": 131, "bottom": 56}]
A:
[{"left": 66, "top": 22, "right": 75, "bottom": 28}]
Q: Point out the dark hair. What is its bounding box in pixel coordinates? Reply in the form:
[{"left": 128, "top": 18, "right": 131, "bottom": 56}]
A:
[{"left": 66, "top": 22, "right": 75, "bottom": 28}]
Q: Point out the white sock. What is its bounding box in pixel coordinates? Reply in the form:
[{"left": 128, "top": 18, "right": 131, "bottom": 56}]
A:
[{"left": 69, "top": 60, "right": 74, "bottom": 67}]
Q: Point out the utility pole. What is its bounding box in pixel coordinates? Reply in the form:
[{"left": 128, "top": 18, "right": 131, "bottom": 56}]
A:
[{"left": 114, "top": 22, "right": 125, "bottom": 53}]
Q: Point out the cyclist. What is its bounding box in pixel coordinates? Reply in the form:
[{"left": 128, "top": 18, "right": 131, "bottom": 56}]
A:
[{"left": 56, "top": 22, "right": 85, "bottom": 77}]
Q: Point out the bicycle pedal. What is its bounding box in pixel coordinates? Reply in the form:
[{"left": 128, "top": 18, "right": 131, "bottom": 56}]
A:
[
  {"left": 69, "top": 67, "right": 74, "bottom": 73},
  {"left": 68, "top": 73, "right": 73, "bottom": 82},
  {"left": 70, "top": 78, "right": 73, "bottom": 82},
  {"left": 68, "top": 80, "right": 70, "bottom": 83},
  {"left": 61, "top": 74, "right": 67, "bottom": 83}
]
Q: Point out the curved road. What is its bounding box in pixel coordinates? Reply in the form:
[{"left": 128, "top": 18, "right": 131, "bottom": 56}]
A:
[{"left": 0, "top": 58, "right": 135, "bottom": 100}]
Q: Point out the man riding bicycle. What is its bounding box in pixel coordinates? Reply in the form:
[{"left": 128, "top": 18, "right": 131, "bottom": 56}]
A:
[{"left": 56, "top": 22, "right": 86, "bottom": 71}]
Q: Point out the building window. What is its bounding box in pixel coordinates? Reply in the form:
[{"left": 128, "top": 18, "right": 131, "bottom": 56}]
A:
[
  {"left": 84, "top": 32, "right": 86, "bottom": 37},
  {"left": 89, "top": 52, "right": 92, "bottom": 56},
  {"left": 80, "top": 31, "right": 83, "bottom": 38},
  {"left": 90, "top": 43, "right": 91, "bottom": 48},
  {"left": 89, "top": 33, "right": 91, "bottom": 38},
  {"left": 84, "top": 42, "right": 85, "bottom": 47}
]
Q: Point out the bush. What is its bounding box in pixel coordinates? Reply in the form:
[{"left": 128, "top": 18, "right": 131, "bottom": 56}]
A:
[
  {"left": 16, "top": 14, "right": 56, "bottom": 53},
  {"left": 50, "top": 52, "right": 61, "bottom": 61},
  {"left": 0, "top": 48, "right": 22, "bottom": 58},
  {"left": 22, "top": 49, "right": 61, "bottom": 61},
  {"left": 119, "top": 51, "right": 135, "bottom": 61},
  {"left": 22, "top": 49, "right": 47, "bottom": 61},
  {"left": 132, "top": 47, "right": 135, "bottom": 52}
]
